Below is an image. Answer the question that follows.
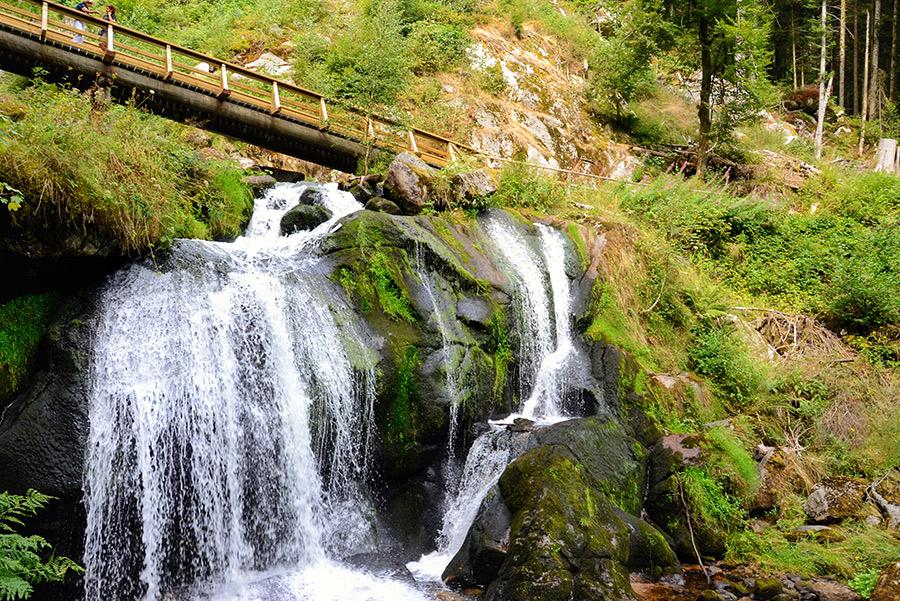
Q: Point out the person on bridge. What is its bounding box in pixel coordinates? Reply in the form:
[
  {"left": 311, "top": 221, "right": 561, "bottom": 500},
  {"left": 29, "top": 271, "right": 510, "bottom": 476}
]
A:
[
  {"left": 99, "top": 5, "right": 117, "bottom": 51},
  {"left": 73, "top": 0, "right": 96, "bottom": 44}
]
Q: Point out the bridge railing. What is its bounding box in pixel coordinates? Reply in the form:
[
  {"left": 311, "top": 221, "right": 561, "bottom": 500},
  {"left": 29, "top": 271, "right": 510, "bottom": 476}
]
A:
[{"left": 0, "top": 0, "right": 480, "bottom": 167}]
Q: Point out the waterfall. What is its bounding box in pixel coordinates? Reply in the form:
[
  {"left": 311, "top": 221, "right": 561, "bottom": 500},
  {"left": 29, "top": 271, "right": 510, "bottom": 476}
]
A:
[
  {"left": 408, "top": 217, "right": 581, "bottom": 584},
  {"left": 482, "top": 216, "right": 576, "bottom": 420},
  {"left": 83, "top": 183, "right": 427, "bottom": 601},
  {"left": 405, "top": 428, "right": 515, "bottom": 582}
]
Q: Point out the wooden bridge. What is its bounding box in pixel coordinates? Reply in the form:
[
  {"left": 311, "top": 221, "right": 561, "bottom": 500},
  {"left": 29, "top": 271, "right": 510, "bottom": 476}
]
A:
[{"left": 0, "top": 0, "right": 474, "bottom": 171}]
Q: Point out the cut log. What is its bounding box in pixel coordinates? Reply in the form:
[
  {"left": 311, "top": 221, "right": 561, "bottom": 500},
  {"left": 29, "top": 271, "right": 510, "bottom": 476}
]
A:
[{"left": 874, "top": 138, "right": 899, "bottom": 173}]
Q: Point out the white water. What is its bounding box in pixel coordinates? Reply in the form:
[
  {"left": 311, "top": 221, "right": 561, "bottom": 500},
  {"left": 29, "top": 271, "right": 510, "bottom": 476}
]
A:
[
  {"left": 405, "top": 428, "right": 514, "bottom": 582},
  {"left": 408, "top": 217, "right": 580, "bottom": 584},
  {"left": 84, "top": 183, "right": 428, "bottom": 601}
]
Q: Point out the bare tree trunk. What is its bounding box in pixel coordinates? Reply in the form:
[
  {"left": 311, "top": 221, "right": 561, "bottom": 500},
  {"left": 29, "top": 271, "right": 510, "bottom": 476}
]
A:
[
  {"left": 891, "top": 0, "right": 898, "bottom": 99},
  {"left": 792, "top": 11, "right": 799, "bottom": 90},
  {"left": 860, "top": 9, "right": 871, "bottom": 154},
  {"left": 697, "top": 12, "right": 713, "bottom": 176},
  {"left": 869, "top": 0, "right": 881, "bottom": 115},
  {"left": 816, "top": 0, "right": 831, "bottom": 159},
  {"left": 854, "top": 1, "right": 860, "bottom": 113},
  {"left": 840, "top": 0, "right": 847, "bottom": 107},
  {"left": 874, "top": 138, "right": 898, "bottom": 172}
]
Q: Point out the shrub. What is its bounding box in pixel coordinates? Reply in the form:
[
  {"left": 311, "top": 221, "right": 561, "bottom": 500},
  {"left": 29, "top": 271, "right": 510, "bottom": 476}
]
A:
[
  {"left": 408, "top": 21, "right": 470, "bottom": 75},
  {"left": 688, "top": 321, "right": 763, "bottom": 409},
  {"left": 493, "top": 162, "right": 565, "bottom": 212},
  {"left": 0, "top": 489, "right": 82, "bottom": 600}
]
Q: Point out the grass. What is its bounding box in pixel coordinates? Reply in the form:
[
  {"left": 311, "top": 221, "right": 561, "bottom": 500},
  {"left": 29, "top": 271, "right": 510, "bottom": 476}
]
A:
[{"left": 0, "top": 79, "right": 252, "bottom": 255}]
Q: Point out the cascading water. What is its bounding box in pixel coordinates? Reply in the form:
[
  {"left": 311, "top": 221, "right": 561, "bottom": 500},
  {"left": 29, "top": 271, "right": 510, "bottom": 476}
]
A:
[
  {"left": 408, "top": 216, "right": 581, "bottom": 584},
  {"left": 83, "top": 183, "right": 428, "bottom": 601}
]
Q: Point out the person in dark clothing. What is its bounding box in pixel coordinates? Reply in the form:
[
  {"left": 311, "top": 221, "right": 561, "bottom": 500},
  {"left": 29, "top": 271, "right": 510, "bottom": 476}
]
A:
[{"left": 72, "top": 0, "right": 95, "bottom": 43}]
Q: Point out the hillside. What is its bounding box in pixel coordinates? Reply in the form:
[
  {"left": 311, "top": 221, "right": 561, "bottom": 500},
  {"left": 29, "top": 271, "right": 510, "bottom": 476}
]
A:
[{"left": 0, "top": 1, "right": 898, "bottom": 601}]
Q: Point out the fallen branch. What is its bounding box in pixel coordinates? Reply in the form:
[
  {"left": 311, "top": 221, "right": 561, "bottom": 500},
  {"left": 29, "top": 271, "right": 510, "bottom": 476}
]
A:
[{"left": 678, "top": 477, "right": 710, "bottom": 584}]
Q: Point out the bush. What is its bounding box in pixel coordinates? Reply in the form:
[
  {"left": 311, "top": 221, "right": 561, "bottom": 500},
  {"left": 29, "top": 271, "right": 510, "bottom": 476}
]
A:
[
  {"left": 408, "top": 21, "right": 470, "bottom": 75},
  {"left": 688, "top": 321, "right": 763, "bottom": 409},
  {"left": 492, "top": 162, "right": 565, "bottom": 212}
]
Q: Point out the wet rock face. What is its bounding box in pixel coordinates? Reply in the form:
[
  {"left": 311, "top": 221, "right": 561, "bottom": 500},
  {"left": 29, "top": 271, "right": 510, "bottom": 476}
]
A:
[
  {"left": 446, "top": 417, "right": 679, "bottom": 601},
  {"left": 279, "top": 203, "right": 332, "bottom": 234}
]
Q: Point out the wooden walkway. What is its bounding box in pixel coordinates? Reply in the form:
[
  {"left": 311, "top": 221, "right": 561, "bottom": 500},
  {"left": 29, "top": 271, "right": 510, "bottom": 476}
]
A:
[{"left": 0, "top": 0, "right": 475, "bottom": 171}]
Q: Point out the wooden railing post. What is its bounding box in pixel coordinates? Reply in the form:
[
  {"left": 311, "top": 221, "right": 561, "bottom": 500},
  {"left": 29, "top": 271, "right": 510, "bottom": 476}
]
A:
[
  {"left": 319, "top": 97, "right": 329, "bottom": 121},
  {"left": 408, "top": 130, "right": 419, "bottom": 154},
  {"left": 165, "top": 45, "right": 173, "bottom": 79},
  {"left": 40, "top": 2, "right": 48, "bottom": 41},
  {"left": 448, "top": 142, "right": 457, "bottom": 162},
  {"left": 219, "top": 63, "right": 230, "bottom": 98},
  {"left": 103, "top": 23, "right": 115, "bottom": 61},
  {"left": 271, "top": 82, "right": 281, "bottom": 114},
  {"left": 367, "top": 117, "right": 375, "bottom": 139}
]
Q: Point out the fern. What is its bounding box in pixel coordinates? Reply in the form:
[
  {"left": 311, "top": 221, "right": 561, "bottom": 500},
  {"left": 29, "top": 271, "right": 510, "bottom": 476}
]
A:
[{"left": 0, "top": 490, "right": 82, "bottom": 601}]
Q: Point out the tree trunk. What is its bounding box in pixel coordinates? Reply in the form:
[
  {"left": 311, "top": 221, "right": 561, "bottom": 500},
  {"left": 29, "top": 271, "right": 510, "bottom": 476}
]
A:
[
  {"left": 860, "top": 9, "right": 871, "bottom": 154},
  {"left": 697, "top": 12, "right": 713, "bottom": 176},
  {"left": 816, "top": 0, "right": 830, "bottom": 159},
  {"left": 869, "top": 0, "right": 881, "bottom": 116},
  {"left": 854, "top": 2, "right": 860, "bottom": 113},
  {"left": 891, "top": 0, "right": 898, "bottom": 99},
  {"left": 874, "top": 138, "right": 898, "bottom": 172},
  {"left": 792, "top": 11, "right": 799, "bottom": 90},
  {"left": 840, "top": 0, "right": 847, "bottom": 107}
]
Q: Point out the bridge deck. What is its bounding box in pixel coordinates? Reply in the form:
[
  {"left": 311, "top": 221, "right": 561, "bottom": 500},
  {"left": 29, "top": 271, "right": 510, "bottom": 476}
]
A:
[{"left": 0, "top": 0, "right": 475, "bottom": 171}]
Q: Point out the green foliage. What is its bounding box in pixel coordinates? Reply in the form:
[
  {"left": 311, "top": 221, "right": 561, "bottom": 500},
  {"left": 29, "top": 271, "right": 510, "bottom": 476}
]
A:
[
  {"left": 384, "top": 345, "right": 421, "bottom": 453},
  {"left": 688, "top": 320, "right": 763, "bottom": 409},
  {"left": 0, "top": 295, "right": 61, "bottom": 397},
  {"left": 0, "top": 80, "right": 251, "bottom": 254},
  {"left": 704, "top": 426, "right": 759, "bottom": 496},
  {"left": 587, "top": 0, "right": 668, "bottom": 119},
  {"left": 0, "top": 490, "right": 82, "bottom": 600},
  {"left": 407, "top": 21, "right": 470, "bottom": 75},
  {"left": 488, "top": 310, "right": 512, "bottom": 403},
  {"left": 848, "top": 569, "right": 880, "bottom": 600},
  {"left": 475, "top": 64, "right": 507, "bottom": 96},
  {"left": 492, "top": 162, "right": 565, "bottom": 213},
  {"left": 679, "top": 466, "right": 745, "bottom": 531}
]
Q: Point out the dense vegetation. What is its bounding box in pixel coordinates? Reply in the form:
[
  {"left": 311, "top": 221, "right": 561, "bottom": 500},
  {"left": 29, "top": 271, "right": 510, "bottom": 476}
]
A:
[{"left": 0, "top": 77, "right": 252, "bottom": 255}]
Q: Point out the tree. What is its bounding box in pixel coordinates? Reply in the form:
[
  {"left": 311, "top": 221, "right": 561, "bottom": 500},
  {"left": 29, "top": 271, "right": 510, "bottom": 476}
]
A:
[
  {"left": 815, "top": 0, "right": 831, "bottom": 158},
  {"left": 891, "top": 0, "right": 898, "bottom": 99},
  {"left": 869, "top": 0, "right": 882, "bottom": 116},
  {"left": 840, "top": 0, "right": 847, "bottom": 108},
  {"left": 0, "top": 490, "right": 82, "bottom": 600}
]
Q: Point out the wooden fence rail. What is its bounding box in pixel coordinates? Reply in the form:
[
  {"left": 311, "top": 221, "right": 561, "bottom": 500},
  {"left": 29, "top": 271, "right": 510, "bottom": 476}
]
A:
[{"left": 0, "top": 0, "right": 481, "bottom": 167}]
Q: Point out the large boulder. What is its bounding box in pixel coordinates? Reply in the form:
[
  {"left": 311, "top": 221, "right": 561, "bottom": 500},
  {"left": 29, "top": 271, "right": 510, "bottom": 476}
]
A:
[
  {"left": 445, "top": 417, "right": 679, "bottom": 601},
  {"left": 447, "top": 169, "right": 497, "bottom": 208},
  {"left": 279, "top": 204, "right": 332, "bottom": 234},
  {"left": 803, "top": 477, "right": 877, "bottom": 524},
  {"left": 383, "top": 152, "right": 436, "bottom": 214}
]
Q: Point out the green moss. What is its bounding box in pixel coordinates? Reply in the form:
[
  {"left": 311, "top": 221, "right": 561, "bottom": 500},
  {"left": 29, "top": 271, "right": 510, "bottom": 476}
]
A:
[
  {"left": 679, "top": 466, "right": 745, "bottom": 532},
  {"left": 586, "top": 281, "right": 654, "bottom": 367},
  {"left": 382, "top": 345, "right": 421, "bottom": 461},
  {"left": 488, "top": 309, "right": 512, "bottom": 404},
  {"left": 0, "top": 294, "right": 61, "bottom": 397},
  {"left": 704, "top": 426, "right": 760, "bottom": 497},
  {"left": 335, "top": 218, "right": 417, "bottom": 323},
  {"left": 566, "top": 223, "right": 590, "bottom": 270}
]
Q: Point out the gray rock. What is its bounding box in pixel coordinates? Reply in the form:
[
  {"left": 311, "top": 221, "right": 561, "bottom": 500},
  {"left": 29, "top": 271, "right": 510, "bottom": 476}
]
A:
[
  {"left": 456, "top": 296, "right": 492, "bottom": 326},
  {"left": 448, "top": 168, "right": 497, "bottom": 207},
  {"left": 298, "top": 186, "right": 326, "bottom": 206},
  {"left": 443, "top": 485, "right": 511, "bottom": 588},
  {"left": 383, "top": 152, "right": 436, "bottom": 214},
  {"left": 280, "top": 204, "right": 331, "bottom": 235},
  {"left": 243, "top": 174, "right": 277, "bottom": 195},
  {"left": 365, "top": 197, "right": 402, "bottom": 215}
]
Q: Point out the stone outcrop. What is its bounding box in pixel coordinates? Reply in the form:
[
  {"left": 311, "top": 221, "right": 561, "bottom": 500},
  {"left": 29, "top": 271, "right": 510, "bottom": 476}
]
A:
[
  {"left": 383, "top": 152, "right": 437, "bottom": 214},
  {"left": 280, "top": 203, "right": 332, "bottom": 234},
  {"left": 872, "top": 562, "right": 900, "bottom": 601},
  {"left": 803, "top": 477, "right": 878, "bottom": 524}
]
